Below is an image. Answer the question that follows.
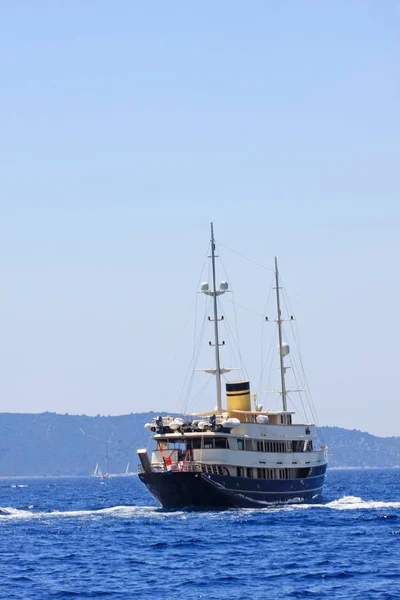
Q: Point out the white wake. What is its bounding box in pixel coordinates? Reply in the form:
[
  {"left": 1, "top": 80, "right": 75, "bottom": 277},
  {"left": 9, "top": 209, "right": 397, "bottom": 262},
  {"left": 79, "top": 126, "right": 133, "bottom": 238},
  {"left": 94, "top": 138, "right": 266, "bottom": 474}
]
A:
[
  {"left": 324, "top": 495, "right": 400, "bottom": 510},
  {"left": 1, "top": 496, "right": 400, "bottom": 520},
  {"left": 0, "top": 505, "right": 161, "bottom": 520}
]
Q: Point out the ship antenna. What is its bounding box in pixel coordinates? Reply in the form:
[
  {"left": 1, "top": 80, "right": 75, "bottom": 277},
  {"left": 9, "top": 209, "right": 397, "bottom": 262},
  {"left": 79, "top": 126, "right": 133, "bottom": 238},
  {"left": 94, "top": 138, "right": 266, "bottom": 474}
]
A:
[
  {"left": 210, "top": 223, "right": 223, "bottom": 414},
  {"left": 275, "top": 257, "right": 287, "bottom": 411}
]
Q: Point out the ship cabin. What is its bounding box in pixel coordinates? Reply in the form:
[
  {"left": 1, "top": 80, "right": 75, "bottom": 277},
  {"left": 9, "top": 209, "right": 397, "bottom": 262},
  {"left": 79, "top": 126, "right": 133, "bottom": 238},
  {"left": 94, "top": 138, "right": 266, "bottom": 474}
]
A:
[{"left": 138, "top": 399, "right": 327, "bottom": 482}]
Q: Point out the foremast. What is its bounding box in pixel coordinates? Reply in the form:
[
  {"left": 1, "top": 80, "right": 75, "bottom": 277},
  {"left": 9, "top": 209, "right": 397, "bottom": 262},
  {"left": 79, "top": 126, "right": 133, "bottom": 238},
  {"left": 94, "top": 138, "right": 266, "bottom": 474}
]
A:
[{"left": 200, "top": 223, "right": 229, "bottom": 415}]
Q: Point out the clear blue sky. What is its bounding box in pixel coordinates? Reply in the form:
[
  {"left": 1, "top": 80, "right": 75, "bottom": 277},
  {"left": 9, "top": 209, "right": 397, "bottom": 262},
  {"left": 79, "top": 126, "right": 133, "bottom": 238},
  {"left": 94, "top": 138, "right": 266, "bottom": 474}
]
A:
[{"left": 0, "top": 2, "right": 399, "bottom": 436}]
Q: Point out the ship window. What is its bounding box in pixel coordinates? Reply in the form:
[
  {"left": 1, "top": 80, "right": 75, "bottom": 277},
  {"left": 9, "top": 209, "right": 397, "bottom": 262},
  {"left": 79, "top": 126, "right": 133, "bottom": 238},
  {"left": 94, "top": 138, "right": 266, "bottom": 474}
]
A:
[
  {"left": 266, "top": 469, "right": 274, "bottom": 480},
  {"left": 246, "top": 468, "right": 253, "bottom": 478},
  {"left": 245, "top": 439, "right": 253, "bottom": 451},
  {"left": 256, "top": 440, "right": 264, "bottom": 452},
  {"left": 314, "top": 465, "right": 326, "bottom": 476},
  {"left": 203, "top": 438, "right": 214, "bottom": 449},
  {"left": 237, "top": 466, "right": 244, "bottom": 477},
  {"left": 257, "top": 468, "right": 266, "bottom": 479},
  {"left": 296, "top": 467, "right": 311, "bottom": 478},
  {"left": 157, "top": 439, "right": 168, "bottom": 449},
  {"left": 187, "top": 438, "right": 202, "bottom": 450},
  {"left": 237, "top": 438, "right": 244, "bottom": 451},
  {"left": 171, "top": 441, "right": 185, "bottom": 452},
  {"left": 214, "top": 438, "right": 228, "bottom": 449},
  {"left": 278, "top": 468, "right": 290, "bottom": 479}
]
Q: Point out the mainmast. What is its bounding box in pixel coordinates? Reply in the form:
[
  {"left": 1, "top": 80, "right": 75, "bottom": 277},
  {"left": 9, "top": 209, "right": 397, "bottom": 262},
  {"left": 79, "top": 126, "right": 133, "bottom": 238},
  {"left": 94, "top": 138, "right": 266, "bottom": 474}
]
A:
[
  {"left": 210, "top": 223, "right": 223, "bottom": 414},
  {"left": 274, "top": 257, "right": 287, "bottom": 412}
]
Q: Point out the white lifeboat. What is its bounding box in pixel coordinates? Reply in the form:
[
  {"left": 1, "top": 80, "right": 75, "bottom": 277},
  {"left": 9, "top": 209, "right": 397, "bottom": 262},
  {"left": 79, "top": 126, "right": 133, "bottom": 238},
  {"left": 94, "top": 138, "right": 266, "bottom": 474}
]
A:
[
  {"left": 169, "top": 418, "right": 184, "bottom": 431},
  {"left": 256, "top": 415, "right": 269, "bottom": 424},
  {"left": 221, "top": 418, "right": 241, "bottom": 429}
]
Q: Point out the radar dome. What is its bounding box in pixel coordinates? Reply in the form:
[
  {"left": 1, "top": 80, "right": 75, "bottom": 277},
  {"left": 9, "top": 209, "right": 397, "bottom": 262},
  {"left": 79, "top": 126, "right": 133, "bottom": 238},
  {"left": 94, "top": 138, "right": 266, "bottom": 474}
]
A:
[
  {"left": 279, "top": 342, "right": 290, "bottom": 357},
  {"left": 220, "top": 281, "right": 229, "bottom": 291},
  {"left": 200, "top": 282, "right": 209, "bottom": 292}
]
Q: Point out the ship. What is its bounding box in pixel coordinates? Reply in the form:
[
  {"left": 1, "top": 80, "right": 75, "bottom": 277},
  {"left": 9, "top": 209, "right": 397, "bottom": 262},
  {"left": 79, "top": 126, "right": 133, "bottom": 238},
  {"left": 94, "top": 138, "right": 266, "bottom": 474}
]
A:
[{"left": 137, "top": 224, "right": 328, "bottom": 509}]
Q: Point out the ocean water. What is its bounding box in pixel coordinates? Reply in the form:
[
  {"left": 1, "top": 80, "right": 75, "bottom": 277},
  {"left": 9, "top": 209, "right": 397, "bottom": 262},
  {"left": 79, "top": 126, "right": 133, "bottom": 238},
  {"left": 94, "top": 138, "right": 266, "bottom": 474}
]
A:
[{"left": 1, "top": 470, "right": 400, "bottom": 599}]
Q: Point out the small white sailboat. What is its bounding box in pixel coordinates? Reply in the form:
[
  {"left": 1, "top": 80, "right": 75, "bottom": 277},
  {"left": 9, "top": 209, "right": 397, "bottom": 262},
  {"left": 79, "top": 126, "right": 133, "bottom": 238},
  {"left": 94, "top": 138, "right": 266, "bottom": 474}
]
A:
[
  {"left": 93, "top": 462, "right": 102, "bottom": 477},
  {"left": 124, "top": 462, "right": 135, "bottom": 476},
  {"left": 93, "top": 444, "right": 111, "bottom": 479}
]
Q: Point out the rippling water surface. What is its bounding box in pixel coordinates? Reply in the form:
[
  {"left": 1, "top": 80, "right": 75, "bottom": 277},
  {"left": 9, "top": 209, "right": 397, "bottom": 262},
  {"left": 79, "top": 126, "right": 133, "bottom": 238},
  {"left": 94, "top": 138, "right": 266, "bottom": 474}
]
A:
[{"left": 1, "top": 469, "right": 400, "bottom": 599}]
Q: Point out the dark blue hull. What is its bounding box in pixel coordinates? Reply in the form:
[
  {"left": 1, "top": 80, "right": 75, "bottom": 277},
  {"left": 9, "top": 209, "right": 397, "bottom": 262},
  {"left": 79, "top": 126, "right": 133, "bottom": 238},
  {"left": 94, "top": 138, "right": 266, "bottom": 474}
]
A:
[{"left": 139, "top": 465, "right": 327, "bottom": 509}]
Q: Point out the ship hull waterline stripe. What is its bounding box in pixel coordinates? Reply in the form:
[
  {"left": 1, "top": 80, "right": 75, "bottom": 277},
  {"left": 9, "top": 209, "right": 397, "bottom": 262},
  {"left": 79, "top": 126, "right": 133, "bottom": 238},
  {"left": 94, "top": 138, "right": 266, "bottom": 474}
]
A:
[{"left": 203, "top": 481, "right": 324, "bottom": 495}]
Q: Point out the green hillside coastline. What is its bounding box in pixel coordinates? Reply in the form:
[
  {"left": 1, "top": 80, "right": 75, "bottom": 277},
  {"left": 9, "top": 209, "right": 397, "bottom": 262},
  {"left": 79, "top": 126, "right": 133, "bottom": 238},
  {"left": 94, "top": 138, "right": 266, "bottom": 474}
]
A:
[{"left": 0, "top": 412, "right": 398, "bottom": 476}]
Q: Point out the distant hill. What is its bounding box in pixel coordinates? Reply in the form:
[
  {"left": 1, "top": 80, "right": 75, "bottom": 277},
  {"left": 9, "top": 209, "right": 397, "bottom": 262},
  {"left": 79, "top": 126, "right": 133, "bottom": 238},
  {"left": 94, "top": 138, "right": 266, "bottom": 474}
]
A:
[
  {"left": 0, "top": 412, "right": 157, "bottom": 477},
  {"left": 0, "top": 412, "right": 399, "bottom": 476},
  {"left": 319, "top": 426, "right": 400, "bottom": 469}
]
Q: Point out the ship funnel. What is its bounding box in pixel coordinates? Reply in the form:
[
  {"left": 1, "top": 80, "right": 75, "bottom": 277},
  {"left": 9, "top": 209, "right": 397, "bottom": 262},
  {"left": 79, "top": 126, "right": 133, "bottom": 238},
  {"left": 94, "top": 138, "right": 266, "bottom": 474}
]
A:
[{"left": 226, "top": 380, "right": 251, "bottom": 417}]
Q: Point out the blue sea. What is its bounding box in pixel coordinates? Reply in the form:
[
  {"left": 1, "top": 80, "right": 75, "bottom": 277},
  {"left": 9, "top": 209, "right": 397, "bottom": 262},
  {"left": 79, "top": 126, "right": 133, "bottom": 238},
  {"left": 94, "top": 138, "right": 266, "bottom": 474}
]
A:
[{"left": 1, "top": 469, "right": 400, "bottom": 599}]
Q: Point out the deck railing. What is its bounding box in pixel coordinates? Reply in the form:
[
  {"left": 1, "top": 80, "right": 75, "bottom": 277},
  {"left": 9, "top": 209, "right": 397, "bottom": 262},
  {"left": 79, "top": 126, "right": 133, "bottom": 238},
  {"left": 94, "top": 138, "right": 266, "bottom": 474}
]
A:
[{"left": 137, "top": 461, "right": 213, "bottom": 474}]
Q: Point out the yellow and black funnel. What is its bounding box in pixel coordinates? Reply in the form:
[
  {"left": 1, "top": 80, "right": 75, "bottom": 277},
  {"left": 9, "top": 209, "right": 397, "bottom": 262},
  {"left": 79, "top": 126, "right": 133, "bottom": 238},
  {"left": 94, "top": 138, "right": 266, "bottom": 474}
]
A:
[{"left": 226, "top": 380, "right": 251, "bottom": 412}]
